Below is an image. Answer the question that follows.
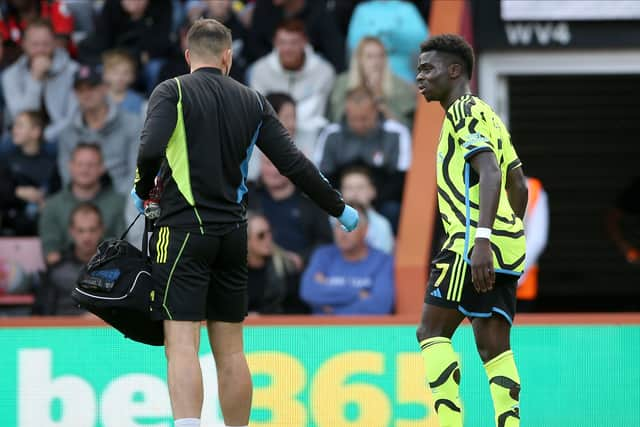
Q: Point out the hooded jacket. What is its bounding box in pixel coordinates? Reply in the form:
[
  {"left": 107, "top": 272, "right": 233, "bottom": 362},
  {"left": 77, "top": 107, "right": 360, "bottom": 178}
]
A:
[
  {"left": 250, "top": 45, "right": 335, "bottom": 136},
  {"left": 1, "top": 47, "right": 78, "bottom": 141},
  {"left": 57, "top": 100, "right": 142, "bottom": 193}
]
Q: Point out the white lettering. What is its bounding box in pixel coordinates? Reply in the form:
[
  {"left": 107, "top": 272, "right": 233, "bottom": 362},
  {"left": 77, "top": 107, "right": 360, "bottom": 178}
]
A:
[
  {"left": 18, "top": 349, "right": 96, "bottom": 427},
  {"left": 101, "top": 374, "right": 171, "bottom": 427},
  {"left": 505, "top": 22, "right": 571, "bottom": 46}
]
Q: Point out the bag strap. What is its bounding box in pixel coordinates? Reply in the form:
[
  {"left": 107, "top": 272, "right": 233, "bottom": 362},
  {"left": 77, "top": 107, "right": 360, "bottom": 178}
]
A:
[{"left": 118, "top": 213, "right": 152, "bottom": 259}]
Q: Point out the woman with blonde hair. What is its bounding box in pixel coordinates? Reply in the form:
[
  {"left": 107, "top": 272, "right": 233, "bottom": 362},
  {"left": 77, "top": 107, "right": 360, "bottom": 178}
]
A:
[{"left": 328, "top": 36, "right": 416, "bottom": 128}]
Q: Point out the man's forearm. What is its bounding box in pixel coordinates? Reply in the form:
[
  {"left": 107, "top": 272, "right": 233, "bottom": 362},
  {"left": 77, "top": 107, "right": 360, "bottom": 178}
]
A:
[{"left": 478, "top": 168, "right": 501, "bottom": 229}]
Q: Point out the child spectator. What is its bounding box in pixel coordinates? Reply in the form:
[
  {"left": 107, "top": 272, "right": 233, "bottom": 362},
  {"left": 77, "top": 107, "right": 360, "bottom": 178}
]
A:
[
  {"left": 300, "top": 203, "right": 394, "bottom": 315},
  {"left": 340, "top": 165, "right": 394, "bottom": 253},
  {"left": 0, "top": 111, "right": 60, "bottom": 236},
  {"left": 102, "top": 48, "right": 145, "bottom": 116}
]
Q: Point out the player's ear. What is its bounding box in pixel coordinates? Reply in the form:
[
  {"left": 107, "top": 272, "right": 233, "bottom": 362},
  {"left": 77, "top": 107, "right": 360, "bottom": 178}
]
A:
[
  {"left": 448, "top": 63, "right": 463, "bottom": 79},
  {"left": 184, "top": 49, "right": 191, "bottom": 68}
]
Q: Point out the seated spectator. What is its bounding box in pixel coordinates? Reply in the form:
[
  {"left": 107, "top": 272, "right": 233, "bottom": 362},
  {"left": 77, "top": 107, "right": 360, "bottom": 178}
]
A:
[
  {"left": 186, "top": 0, "right": 248, "bottom": 83},
  {"left": 250, "top": 19, "right": 335, "bottom": 143},
  {"left": 246, "top": 0, "right": 346, "bottom": 72},
  {"left": 247, "top": 212, "right": 308, "bottom": 314},
  {"left": 315, "top": 86, "right": 412, "bottom": 230},
  {"left": 0, "top": 111, "right": 60, "bottom": 236},
  {"left": 57, "top": 65, "right": 141, "bottom": 194},
  {"left": 247, "top": 92, "right": 317, "bottom": 181},
  {"left": 39, "top": 143, "right": 124, "bottom": 266},
  {"left": 329, "top": 36, "right": 417, "bottom": 128},
  {"left": 1, "top": 18, "right": 78, "bottom": 142},
  {"left": 347, "top": 0, "right": 428, "bottom": 82},
  {"left": 36, "top": 202, "right": 104, "bottom": 316},
  {"left": 0, "top": 0, "right": 74, "bottom": 66},
  {"left": 156, "top": 18, "right": 190, "bottom": 84},
  {"left": 248, "top": 156, "right": 333, "bottom": 271},
  {"left": 78, "top": 0, "right": 174, "bottom": 92},
  {"left": 102, "top": 49, "right": 146, "bottom": 116},
  {"left": 340, "top": 165, "right": 394, "bottom": 254},
  {"left": 300, "top": 203, "right": 394, "bottom": 315}
]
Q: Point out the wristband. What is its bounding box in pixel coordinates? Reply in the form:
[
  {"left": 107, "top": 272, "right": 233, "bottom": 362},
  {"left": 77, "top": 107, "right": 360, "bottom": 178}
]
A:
[{"left": 475, "top": 227, "right": 492, "bottom": 240}]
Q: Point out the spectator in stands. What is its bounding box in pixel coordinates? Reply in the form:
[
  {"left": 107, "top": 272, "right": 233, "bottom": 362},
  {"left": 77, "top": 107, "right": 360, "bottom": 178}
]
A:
[
  {"left": 186, "top": 0, "right": 248, "bottom": 83},
  {"left": 39, "top": 202, "right": 104, "bottom": 316},
  {"left": 39, "top": 143, "right": 124, "bottom": 266},
  {"left": 247, "top": 211, "right": 308, "bottom": 314},
  {"left": 340, "top": 165, "right": 393, "bottom": 254},
  {"left": 300, "top": 202, "right": 394, "bottom": 315},
  {"left": 250, "top": 19, "right": 335, "bottom": 148},
  {"left": 329, "top": 36, "right": 416, "bottom": 128},
  {"left": 0, "top": 111, "right": 60, "bottom": 236},
  {"left": 347, "top": 0, "right": 428, "bottom": 82},
  {"left": 1, "top": 18, "right": 78, "bottom": 142},
  {"left": 248, "top": 92, "right": 317, "bottom": 181},
  {"left": 57, "top": 65, "right": 141, "bottom": 194},
  {"left": 248, "top": 156, "right": 333, "bottom": 271},
  {"left": 246, "top": 0, "right": 345, "bottom": 72},
  {"left": 315, "top": 86, "right": 412, "bottom": 231},
  {"left": 156, "top": 18, "right": 190, "bottom": 85},
  {"left": 102, "top": 49, "right": 145, "bottom": 116},
  {"left": 78, "top": 0, "right": 174, "bottom": 92},
  {"left": 0, "top": 0, "right": 74, "bottom": 66}
]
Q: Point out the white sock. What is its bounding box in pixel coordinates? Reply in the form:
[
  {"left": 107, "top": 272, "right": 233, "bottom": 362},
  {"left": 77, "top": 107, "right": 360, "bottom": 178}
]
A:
[{"left": 174, "top": 419, "right": 200, "bottom": 427}]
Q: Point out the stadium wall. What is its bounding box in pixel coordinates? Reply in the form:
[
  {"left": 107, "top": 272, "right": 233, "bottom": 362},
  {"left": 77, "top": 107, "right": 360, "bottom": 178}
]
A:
[{"left": 1, "top": 314, "right": 638, "bottom": 427}]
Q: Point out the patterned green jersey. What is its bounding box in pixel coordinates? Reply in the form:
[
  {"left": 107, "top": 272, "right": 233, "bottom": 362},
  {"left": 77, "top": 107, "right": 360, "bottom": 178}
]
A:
[{"left": 436, "top": 94, "right": 526, "bottom": 275}]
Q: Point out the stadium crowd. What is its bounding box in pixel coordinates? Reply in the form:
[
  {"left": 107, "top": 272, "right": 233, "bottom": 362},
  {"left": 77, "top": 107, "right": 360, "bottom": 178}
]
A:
[{"left": 0, "top": 0, "right": 430, "bottom": 316}]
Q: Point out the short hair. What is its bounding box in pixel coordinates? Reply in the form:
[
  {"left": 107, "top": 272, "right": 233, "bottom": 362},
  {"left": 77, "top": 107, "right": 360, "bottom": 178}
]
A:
[
  {"left": 102, "top": 48, "right": 137, "bottom": 71},
  {"left": 420, "top": 34, "right": 475, "bottom": 79},
  {"left": 275, "top": 19, "right": 306, "bottom": 37},
  {"left": 266, "top": 92, "right": 296, "bottom": 114},
  {"left": 71, "top": 143, "right": 103, "bottom": 161},
  {"left": 340, "top": 165, "right": 374, "bottom": 186},
  {"left": 345, "top": 85, "right": 376, "bottom": 104},
  {"left": 16, "top": 110, "right": 45, "bottom": 130},
  {"left": 186, "top": 18, "right": 232, "bottom": 58},
  {"left": 24, "top": 18, "right": 55, "bottom": 36},
  {"left": 69, "top": 202, "right": 103, "bottom": 227}
]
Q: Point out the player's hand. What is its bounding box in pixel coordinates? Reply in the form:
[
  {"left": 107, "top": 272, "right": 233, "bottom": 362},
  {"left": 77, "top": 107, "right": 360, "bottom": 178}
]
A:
[
  {"left": 338, "top": 205, "right": 359, "bottom": 232},
  {"left": 471, "top": 238, "right": 495, "bottom": 293},
  {"left": 130, "top": 188, "right": 144, "bottom": 214}
]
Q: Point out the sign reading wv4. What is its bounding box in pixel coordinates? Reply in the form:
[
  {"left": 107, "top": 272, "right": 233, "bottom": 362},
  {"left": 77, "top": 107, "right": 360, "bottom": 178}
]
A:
[{"left": 505, "top": 22, "right": 571, "bottom": 46}]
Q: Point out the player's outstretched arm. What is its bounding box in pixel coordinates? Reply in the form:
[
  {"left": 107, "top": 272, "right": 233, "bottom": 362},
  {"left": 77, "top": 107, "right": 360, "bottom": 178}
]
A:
[
  {"left": 505, "top": 166, "right": 528, "bottom": 220},
  {"left": 469, "top": 151, "right": 501, "bottom": 293}
]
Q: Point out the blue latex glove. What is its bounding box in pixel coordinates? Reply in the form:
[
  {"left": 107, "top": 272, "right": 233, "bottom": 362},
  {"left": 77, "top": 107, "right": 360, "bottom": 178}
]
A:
[
  {"left": 338, "top": 205, "right": 359, "bottom": 232},
  {"left": 130, "top": 188, "right": 144, "bottom": 214}
]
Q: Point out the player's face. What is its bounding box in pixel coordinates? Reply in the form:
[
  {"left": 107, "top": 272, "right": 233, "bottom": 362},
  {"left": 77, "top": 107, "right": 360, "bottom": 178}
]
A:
[{"left": 416, "top": 51, "right": 450, "bottom": 102}]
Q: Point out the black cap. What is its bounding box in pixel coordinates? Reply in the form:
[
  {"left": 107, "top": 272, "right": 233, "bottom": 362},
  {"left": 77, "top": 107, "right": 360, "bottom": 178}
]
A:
[{"left": 74, "top": 65, "right": 102, "bottom": 88}]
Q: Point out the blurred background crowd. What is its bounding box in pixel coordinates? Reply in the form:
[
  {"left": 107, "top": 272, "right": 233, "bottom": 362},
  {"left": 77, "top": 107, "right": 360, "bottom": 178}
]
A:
[
  {"left": 0, "top": 0, "right": 428, "bottom": 317},
  {"left": 1, "top": 0, "right": 638, "bottom": 317}
]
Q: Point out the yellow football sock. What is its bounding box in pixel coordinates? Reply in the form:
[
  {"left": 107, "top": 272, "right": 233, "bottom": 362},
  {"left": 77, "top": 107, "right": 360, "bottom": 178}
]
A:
[
  {"left": 419, "top": 337, "right": 463, "bottom": 427},
  {"left": 484, "top": 350, "right": 521, "bottom": 427}
]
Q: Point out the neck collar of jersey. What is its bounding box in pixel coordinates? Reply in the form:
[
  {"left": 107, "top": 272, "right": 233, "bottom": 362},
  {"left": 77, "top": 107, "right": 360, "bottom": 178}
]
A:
[{"left": 193, "top": 67, "right": 223, "bottom": 75}]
